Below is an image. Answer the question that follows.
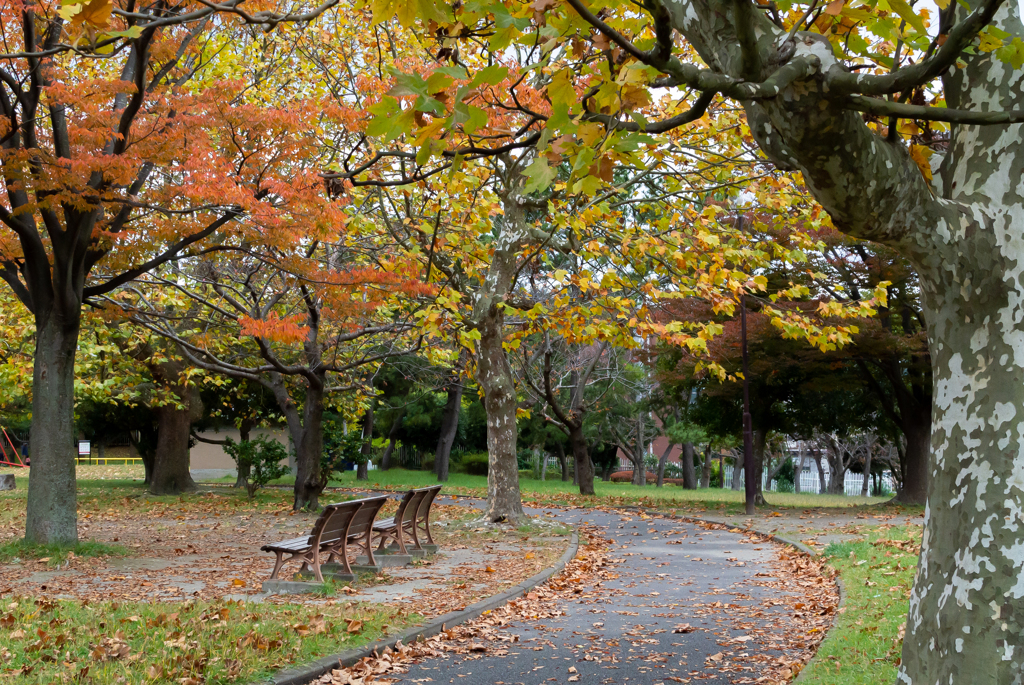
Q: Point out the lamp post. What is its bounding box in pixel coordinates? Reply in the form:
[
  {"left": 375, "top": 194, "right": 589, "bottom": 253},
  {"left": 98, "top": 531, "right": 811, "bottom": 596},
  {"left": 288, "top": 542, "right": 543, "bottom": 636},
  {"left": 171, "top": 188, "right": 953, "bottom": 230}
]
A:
[{"left": 741, "top": 294, "right": 755, "bottom": 515}]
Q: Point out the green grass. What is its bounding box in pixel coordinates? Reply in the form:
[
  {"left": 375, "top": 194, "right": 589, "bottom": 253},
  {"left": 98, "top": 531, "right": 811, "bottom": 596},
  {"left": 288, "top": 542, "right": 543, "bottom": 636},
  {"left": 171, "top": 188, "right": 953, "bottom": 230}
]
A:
[
  {"left": 324, "top": 468, "right": 892, "bottom": 512},
  {"left": 797, "top": 526, "right": 920, "bottom": 684},
  {"left": 0, "top": 539, "right": 126, "bottom": 567},
  {"left": 0, "top": 595, "right": 411, "bottom": 684}
]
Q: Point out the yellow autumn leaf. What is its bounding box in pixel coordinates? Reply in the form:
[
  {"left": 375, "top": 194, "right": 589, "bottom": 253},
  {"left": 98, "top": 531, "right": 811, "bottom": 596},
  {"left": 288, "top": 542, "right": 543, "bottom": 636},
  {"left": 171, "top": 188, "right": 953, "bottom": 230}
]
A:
[{"left": 909, "top": 144, "right": 933, "bottom": 181}]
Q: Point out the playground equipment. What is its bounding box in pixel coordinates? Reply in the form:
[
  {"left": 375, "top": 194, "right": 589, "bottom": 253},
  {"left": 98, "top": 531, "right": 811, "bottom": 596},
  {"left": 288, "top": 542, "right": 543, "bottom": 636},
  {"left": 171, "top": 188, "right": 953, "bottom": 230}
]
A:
[{"left": 0, "top": 428, "right": 26, "bottom": 467}]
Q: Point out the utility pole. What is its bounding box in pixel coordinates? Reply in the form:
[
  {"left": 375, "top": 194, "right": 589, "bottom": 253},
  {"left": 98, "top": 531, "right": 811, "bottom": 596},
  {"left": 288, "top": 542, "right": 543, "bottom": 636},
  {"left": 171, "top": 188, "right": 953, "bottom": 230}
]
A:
[{"left": 741, "top": 294, "right": 756, "bottom": 515}]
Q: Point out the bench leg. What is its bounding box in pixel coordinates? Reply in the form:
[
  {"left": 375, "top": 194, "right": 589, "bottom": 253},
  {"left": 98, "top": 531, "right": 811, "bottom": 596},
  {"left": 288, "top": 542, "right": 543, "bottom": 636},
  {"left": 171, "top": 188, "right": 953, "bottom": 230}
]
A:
[
  {"left": 362, "top": 529, "right": 376, "bottom": 567},
  {"left": 269, "top": 553, "right": 286, "bottom": 580}
]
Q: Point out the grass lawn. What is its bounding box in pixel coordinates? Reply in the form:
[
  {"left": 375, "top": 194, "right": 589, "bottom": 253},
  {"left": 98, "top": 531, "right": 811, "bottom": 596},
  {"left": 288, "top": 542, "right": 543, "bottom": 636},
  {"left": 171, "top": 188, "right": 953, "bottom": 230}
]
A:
[
  {"left": 796, "top": 525, "right": 920, "bottom": 684},
  {"left": 0, "top": 595, "right": 410, "bottom": 684},
  {"left": 324, "top": 468, "right": 892, "bottom": 513}
]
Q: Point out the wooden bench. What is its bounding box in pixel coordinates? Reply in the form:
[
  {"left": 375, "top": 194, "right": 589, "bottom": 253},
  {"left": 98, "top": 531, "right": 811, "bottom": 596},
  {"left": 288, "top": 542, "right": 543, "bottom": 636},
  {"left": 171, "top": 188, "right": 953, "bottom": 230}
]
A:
[
  {"left": 260, "top": 494, "right": 389, "bottom": 582},
  {"left": 372, "top": 485, "right": 442, "bottom": 556}
]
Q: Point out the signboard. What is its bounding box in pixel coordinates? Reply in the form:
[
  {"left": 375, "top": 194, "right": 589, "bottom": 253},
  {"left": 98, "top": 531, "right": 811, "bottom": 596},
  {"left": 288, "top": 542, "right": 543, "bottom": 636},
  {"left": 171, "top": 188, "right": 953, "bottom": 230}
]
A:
[{"left": 78, "top": 441, "right": 91, "bottom": 457}]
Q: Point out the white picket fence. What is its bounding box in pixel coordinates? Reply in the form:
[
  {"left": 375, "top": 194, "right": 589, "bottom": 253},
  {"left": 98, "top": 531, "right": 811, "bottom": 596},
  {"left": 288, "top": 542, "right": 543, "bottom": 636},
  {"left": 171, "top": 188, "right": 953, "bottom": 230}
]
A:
[{"left": 721, "top": 465, "right": 896, "bottom": 496}]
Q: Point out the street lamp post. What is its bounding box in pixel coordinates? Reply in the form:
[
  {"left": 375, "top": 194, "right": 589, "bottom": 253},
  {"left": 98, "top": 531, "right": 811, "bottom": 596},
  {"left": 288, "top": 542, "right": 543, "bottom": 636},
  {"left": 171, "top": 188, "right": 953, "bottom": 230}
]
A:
[{"left": 741, "top": 294, "right": 755, "bottom": 515}]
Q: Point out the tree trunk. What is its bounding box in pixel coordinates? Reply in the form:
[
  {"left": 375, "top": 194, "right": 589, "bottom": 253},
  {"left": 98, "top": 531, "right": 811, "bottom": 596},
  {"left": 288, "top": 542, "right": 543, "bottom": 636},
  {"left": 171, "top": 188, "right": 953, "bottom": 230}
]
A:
[
  {"left": 731, "top": 452, "right": 744, "bottom": 491},
  {"left": 357, "top": 405, "right": 373, "bottom": 481},
  {"left": 434, "top": 380, "right": 463, "bottom": 482},
  {"left": 795, "top": 450, "right": 806, "bottom": 493},
  {"left": 568, "top": 425, "right": 594, "bottom": 494},
  {"left": 861, "top": 443, "right": 872, "bottom": 498},
  {"left": 700, "top": 444, "right": 712, "bottom": 489},
  {"left": 469, "top": 179, "right": 527, "bottom": 524},
  {"left": 813, "top": 452, "right": 827, "bottom": 494},
  {"left": 149, "top": 395, "right": 199, "bottom": 496},
  {"left": 540, "top": 448, "right": 548, "bottom": 481},
  {"left": 234, "top": 419, "right": 254, "bottom": 488},
  {"left": 24, "top": 314, "right": 81, "bottom": 545},
  {"left": 681, "top": 442, "right": 697, "bottom": 489},
  {"left": 893, "top": 406, "right": 930, "bottom": 504},
  {"left": 380, "top": 408, "right": 405, "bottom": 471},
  {"left": 290, "top": 380, "right": 325, "bottom": 511},
  {"left": 656, "top": 442, "right": 674, "bottom": 487},
  {"left": 630, "top": 455, "right": 647, "bottom": 486},
  {"left": 752, "top": 427, "right": 768, "bottom": 504},
  {"left": 555, "top": 441, "right": 569, "bottom": 482}
]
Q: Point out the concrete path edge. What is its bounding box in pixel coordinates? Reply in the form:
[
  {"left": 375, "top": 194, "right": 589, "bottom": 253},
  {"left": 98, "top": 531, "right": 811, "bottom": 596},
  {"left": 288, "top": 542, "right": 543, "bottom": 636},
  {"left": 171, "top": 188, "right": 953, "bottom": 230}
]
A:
[{"left": 263, "top": 531, "right": 581, "bottom": 685}]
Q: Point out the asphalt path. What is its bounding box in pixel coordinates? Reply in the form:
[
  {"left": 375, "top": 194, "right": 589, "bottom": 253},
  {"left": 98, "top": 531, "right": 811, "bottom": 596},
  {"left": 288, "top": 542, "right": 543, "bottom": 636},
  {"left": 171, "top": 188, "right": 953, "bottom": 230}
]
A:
[{"left": 386, "top": 496, "right": 797, "bottom": 685}]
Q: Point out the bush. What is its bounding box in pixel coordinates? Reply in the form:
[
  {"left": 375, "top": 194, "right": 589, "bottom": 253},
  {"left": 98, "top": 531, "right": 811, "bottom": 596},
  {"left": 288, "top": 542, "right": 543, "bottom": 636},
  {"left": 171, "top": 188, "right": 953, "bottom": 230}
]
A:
[
  {"left": 774, "top": 458, "right": 796, "bottom": 489},
  {"left": 422, "top": 456, "right": 435, "bottom": 472},
  {"left": 223, "top": 435, "right": 289, "bottom": 500},
  {"left": 462, "top": 453, "right": 489, "bottom": 476}
]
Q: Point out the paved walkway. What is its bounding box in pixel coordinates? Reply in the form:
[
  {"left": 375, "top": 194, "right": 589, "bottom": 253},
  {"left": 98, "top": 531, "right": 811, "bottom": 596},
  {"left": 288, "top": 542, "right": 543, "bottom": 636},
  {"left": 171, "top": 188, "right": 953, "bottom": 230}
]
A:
[{"left": 377, "top": 497, "right": 811, "bottom": 685}]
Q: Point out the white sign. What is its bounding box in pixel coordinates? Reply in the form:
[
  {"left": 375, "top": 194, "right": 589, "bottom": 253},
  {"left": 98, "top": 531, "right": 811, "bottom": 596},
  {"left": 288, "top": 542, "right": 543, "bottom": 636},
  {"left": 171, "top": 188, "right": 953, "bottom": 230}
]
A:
[{"left": 78, "top": 441, "right": 91, "bottom": 456}]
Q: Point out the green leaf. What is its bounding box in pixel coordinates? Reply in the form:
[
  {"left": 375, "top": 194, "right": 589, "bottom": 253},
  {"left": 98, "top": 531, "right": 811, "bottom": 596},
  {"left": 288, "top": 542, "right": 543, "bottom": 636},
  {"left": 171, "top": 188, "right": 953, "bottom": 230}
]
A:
[
  {"left": 547, "top": 68, "right": 576, "bottom": 107},
  {"left": 453, "top": 102, "right": 489, "bottom": 133},
  {"left": 523, "top": 157, "right": 557, "bottom": 194},
  {"left": 469, "top": 65, "right": 510, "bottom": 88},
  {"left": 387, "top": 69, "right": 429, "bottom": 98},
  {"left": 884, "top": 0, "right": 926, "bottom": 35},
  {"left": 996, "top": 37, "right": 1024, "bottom": 69}
]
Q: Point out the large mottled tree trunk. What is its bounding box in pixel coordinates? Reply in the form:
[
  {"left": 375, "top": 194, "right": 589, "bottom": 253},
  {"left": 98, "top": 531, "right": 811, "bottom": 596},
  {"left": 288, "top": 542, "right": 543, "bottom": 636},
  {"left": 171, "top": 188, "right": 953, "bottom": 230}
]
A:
[
  {"left": 476, "top": 312, "right": 523, "bottom": 522},
  {"left": 471, "top": 177, "right": 528, "bottom": 524},
  {"left": 659, "top": 0, "right": 1024, "bottom": 675},
  {"left": 434, "top": 378, "right": 463, "bottom": 483},
  {"left": 24, "top": 314, "right": 80, "bottom": 545}
]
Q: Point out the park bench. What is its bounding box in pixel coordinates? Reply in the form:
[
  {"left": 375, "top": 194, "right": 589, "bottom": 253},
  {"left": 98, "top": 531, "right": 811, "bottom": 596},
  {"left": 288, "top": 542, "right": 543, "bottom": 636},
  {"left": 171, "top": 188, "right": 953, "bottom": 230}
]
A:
[
  {"left": 372, "top": 485, "right": 442, "bottom": 556},
  {"left": 260, "top": 494, "right": 389, "bottom": 583}
]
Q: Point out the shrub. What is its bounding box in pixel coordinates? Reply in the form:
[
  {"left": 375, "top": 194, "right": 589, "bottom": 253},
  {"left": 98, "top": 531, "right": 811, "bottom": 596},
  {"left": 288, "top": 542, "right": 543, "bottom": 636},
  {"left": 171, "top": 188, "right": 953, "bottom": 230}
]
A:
[
  {"left": 462, "top": 453, "right": 489, "bottom": 476},
  {"left": 422, "top": 456, "right": 435, "bottom": 472},
  {"left": 223, "top": 435, "right": 289, "bottom": 500}
]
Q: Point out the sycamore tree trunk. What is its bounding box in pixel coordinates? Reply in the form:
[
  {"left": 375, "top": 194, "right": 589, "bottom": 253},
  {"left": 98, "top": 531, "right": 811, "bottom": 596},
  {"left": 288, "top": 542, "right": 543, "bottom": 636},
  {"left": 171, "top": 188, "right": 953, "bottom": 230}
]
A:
[
  {"left": 731, "top": 452, "right": 743, "bottom": 491},
  {"left": 475, "top": 307, "right": 523, "bottom": 522},
  {"left": 661, "top": 0, "right": 1024, "bottom": 675},
  {"left": 24, "top": 313, "right": 81, "bottom": 545},
  {"left": 434, "top": 377, "right": 463, "bottom": 483},
  {"left": 470, "top": 170, "right": 529, "bottom": 524}
]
